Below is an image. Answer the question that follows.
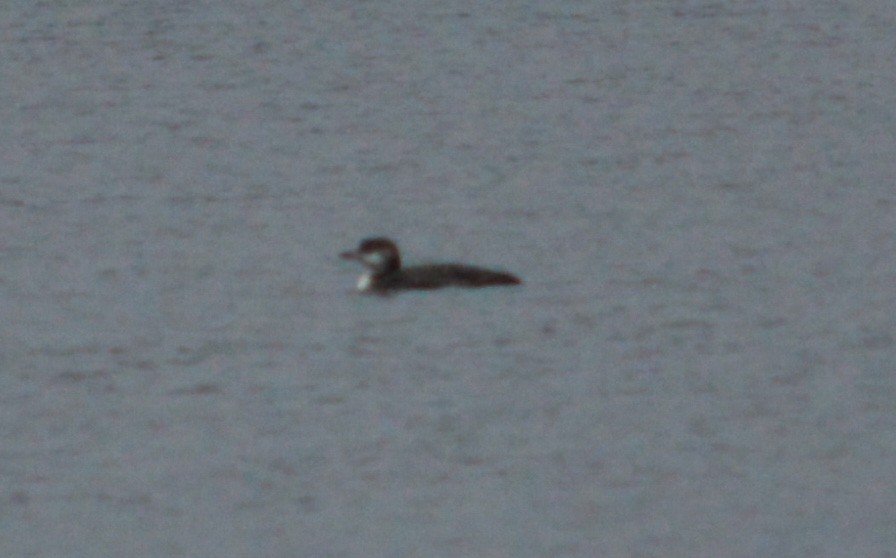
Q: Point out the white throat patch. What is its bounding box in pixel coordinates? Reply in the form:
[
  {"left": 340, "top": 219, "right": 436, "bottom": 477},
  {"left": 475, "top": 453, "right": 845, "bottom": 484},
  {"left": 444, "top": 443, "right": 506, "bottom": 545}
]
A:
[{"left": 356, "top": 272, "right": 372, "bottom": 291}]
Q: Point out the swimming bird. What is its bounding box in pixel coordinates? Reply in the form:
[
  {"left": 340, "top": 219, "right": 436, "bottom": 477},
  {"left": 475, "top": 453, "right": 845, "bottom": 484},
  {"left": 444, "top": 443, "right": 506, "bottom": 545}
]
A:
[{"left": 340, "top": 237, "right": 521, "bottom": 293}]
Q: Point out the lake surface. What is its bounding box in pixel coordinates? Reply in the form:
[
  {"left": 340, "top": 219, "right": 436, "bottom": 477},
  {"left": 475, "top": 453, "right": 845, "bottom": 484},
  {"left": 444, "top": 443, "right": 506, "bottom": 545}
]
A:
[{"left": 2, "top": 1, "right": 895, "bottom": 556}]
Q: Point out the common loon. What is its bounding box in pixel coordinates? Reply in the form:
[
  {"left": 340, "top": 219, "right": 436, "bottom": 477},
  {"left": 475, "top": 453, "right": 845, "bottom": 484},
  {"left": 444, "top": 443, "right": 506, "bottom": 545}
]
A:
[{"left": 340, "top": 237, "right": 521, "bottom": 293}]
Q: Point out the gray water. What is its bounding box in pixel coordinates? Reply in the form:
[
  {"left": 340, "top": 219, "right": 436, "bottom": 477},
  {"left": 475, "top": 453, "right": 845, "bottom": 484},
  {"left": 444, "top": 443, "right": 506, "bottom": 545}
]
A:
[{"left": 2, "top": 1, "right": 895, "bottom": 556}]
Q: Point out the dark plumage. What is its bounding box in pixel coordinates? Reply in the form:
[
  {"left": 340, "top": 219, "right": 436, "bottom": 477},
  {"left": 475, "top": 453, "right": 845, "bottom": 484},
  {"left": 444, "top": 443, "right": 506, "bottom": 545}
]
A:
[{"left": 340, "top": 237, "right": 521, "bottom": 293}]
